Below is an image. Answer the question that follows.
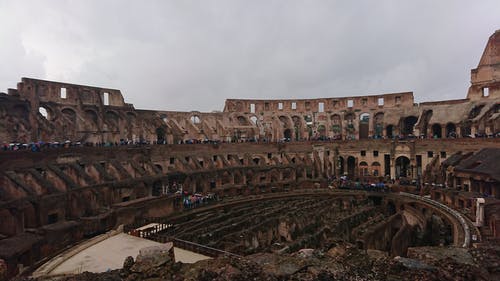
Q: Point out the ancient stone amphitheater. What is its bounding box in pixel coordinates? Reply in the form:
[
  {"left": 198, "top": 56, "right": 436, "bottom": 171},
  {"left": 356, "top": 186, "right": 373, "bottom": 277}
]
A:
[{"left": 0, "top": 31, "right": 499, "bottom": 280}]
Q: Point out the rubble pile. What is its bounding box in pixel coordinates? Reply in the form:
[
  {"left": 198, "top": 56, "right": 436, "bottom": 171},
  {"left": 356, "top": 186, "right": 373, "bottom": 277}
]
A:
[{"left": 19, "top": 243, "right": 499, "bottom": 281}]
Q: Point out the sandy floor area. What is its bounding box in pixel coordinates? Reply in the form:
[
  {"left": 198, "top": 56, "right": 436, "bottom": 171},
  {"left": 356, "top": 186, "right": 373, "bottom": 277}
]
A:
[{"left": 50, "top": 233, "right": 210, "bottom": 275}]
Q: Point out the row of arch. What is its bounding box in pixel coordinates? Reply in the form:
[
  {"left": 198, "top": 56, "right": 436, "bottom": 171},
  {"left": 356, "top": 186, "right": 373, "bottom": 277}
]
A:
[{"left": 337, "top": 156, "right": 411, "bottom": 179}]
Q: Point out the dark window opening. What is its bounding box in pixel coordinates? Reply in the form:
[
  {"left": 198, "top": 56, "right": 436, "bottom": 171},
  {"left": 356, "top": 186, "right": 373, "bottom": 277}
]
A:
[
  {"left": 47, "top": 213, "right": 58, "bottom": 224},
  {"left": 373, "top": 151, "right": 379, "bottom": 157},
  {"left": 427, "top": 151, "right": 434, "bottom": 158},
  {"left": 361, "top": 150, "right": 366, "bottom": 156}
]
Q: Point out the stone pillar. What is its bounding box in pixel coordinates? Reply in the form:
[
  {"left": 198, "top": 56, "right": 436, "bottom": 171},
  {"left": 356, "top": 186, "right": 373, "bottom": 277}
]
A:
[
  {"left": 475, "top": 198, "right": 485, "bottom": 227},
  {"left": 471, "top": 126, "right": 477, "bottom": 136},
  {"left": 390, "top": 158, "right": 396, "bottom": 180},
  {"left": 441, "top": 126, "right": 446, "bottom": 138}
]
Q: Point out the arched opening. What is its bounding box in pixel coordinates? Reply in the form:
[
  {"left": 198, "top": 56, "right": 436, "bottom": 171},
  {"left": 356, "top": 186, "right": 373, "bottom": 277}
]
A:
[
  {"left": 359, "top": 113, "right": 370, "bottom": 139},
  {"left": 250, "top": 116, "right": 258, "bottom": 125},
  {"left": 237, "top": 116, "right": 249, "bottom": 126},
  {"left": 39, "top": 107, "right": 50, "bottom": 120},
  {"left": 190, "top": 115, "right": 201, "bottom": 124},
  {"left": 61, "top": 108, "right": 76, "bottom": 122},
  {"left": 431, "top": 124, "right": 442, "bottom": 138},
  {"left": 371, "top": 162, "right": 381, "bottom": 177},
  {"left": 331, "top": 114, "right": 342, "bottom": 139},
  {"left": 152, "top": 180, "right": 163, "bottom": 196},
  {"left": 347, "top": 156, "right": 356, "bottom": 179},
  {"left": 445, "top": 123, "right": 456, "bottom": 138},
  {"left": 395, "top": 156, "right": 411, "bottom": 179},
  {"left": 154, "top": 164, "right": 163, "bottom": 173},
  {"left": 402, "top": 116, "right": 418, "bottom": 136},
  {"left": 359, "top": 161, "right": 369, "bottom": 177},
  {"left": 460, "top": 121, "right": 472, "bottom": 137},
  {"left": 283, "top": 129, "right": 292, "bottom": 140},
  {"left": 84, "top": 110, "right": 98, "bottom": 129},
  {"left": 386, "top": 125, "right": 395, "bottom": 138},
  {"left": 156, "top": 126, "right": 166, "bottom": 143},
  {"left": 105, "top": 111, "right": 119, "bottom": 130},
  {"left": 317, "top": 124, "right": 326, "bottom": 138},
  {"left": 345, "top": 113, "right": 356, "bottom": 140},
  {"left": 337, "top": 156, "right": 345, "bottom": 176}
]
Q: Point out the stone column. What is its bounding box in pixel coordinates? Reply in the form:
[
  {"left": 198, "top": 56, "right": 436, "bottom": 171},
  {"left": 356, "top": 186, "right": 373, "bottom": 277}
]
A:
[
  {"left": 390, "top": 157, "right": 396, "bottom": 180},
  {"left": 475, "top": 198, "right": 485, "bottom": 227}
]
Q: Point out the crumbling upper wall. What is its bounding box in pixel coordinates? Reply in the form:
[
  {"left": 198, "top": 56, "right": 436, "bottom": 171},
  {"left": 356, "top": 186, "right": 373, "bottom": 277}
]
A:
[
  {"left": 224, "top": 92, "right": 415, "bottom": 113},
  {"left": 17, "top": 78, "right": 126, "bottom": 107},
  {"left": 468, "top": 30, "right": 500, "bottom": 100}
]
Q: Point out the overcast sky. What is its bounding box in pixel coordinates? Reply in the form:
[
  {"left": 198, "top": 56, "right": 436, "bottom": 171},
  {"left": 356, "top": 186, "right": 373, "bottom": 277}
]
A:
[{"left": 0, "top": 1, "right": 499, "bottom": 112}]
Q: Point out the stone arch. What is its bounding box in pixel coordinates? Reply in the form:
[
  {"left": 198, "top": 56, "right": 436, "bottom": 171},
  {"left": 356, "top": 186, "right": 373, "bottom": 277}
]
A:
[
  {"left": 373, "top": 112, "right": 384, "bottom": 138},
  {"left": 402, "top": 116, "right": 418, "bottom": 136},
  {"left": 338, "top": 156, "right": 345, "bottom": 176},
  {"left": 331, "top": 114, "right": 342, "bottom": 139},
  {"left": 105, "top": 110, "right": 120, "bottom": 130},
  {"left": 445, "top": 123, "right": 456, "bottom": 138},
  {"left": 317, "top": 124, "right": 326, "bottom": 137},
  {"left": 127, "top": 112, "right": 137, "bottom": 121},
  {"left": 292, "top": 115, "right": 303, "bottom": 141},
  {"left": 154, "top": 164, "right": 163, "bottom": 173},
  {"left": 61, "top": 108, "right": 77, "bottom": 139},
  {"left": 269, "top": 169, "right": 280, "bottom": 183},
  {"left": 279, "top": 115, "right": 292, "bottom": 128},
  {"left": 233, "top": 170, "right": 244, "bottom": 185},
  {"left": 371, "top": 162, "right": 381, "bottom": 177},
  {"left": 61, "top": 108, "right": 76, "bottom": 122},
  {"left": 345, "top": 113, "right": 356, "bottom": 139},
  {"left": 359, "top": 113, "right": 370, "bottom": 139},
  {"left": 84, "top": 109, "right": 99, "bottom": 130},
  {"left": 283, "top": 128, "right": 292, "bottom": 140},
  {"left": 237, "top": 116, "right": 250, "bottom": 126},
  {"left": 395, "top": 156, "right": 411, "bottom": 179},
  {"left": 359, "top": 161, "right": 369, "bottom": 177},
  {"left": 468, "top": 104, "right": 484, "bottom": 119},
  {"left": 221, "top": 171, "right": 232, "bottom": 185},
  {"left": 190, "top": 115, "right": 201, "bottom": 124},
  {"left": 249, "top": 115, "right": 258, "bottom": 125},
  {"left": 38, "top": 106, "right": 53, "bottom": 120},
  {"left": 431, "top": 123, "right": 442, "bottom": 138},
  {"left": 347, "top": 156, "right": 356, "bottom": 179},
  {"left": 386, "top": 124, "right": 395, "bottom": 138},
  {"left": 13, "top": 104, "right": 29, "bottom": 119},
  {"left": 156, "top": 126, "right": 167, "bottom": 143}
]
